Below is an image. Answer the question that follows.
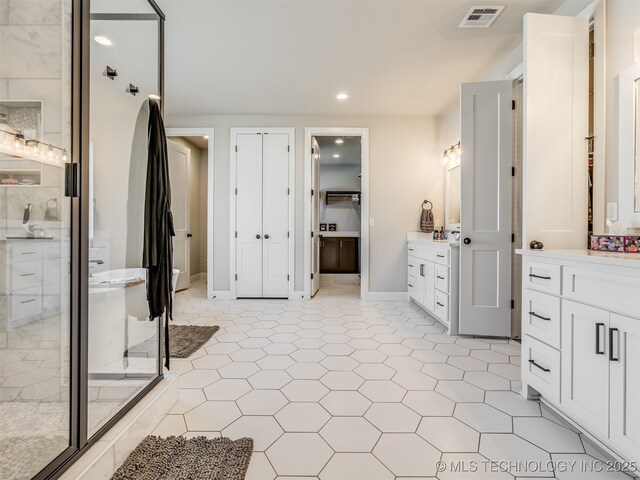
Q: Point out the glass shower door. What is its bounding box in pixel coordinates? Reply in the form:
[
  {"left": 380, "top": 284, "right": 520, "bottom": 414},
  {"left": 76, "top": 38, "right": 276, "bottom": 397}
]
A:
[
  {"left": 87, "top": 5, "right": 163, "bottom": 437},
  {"left": 0, "top": 0, "right": 74, "bottom": 477}
]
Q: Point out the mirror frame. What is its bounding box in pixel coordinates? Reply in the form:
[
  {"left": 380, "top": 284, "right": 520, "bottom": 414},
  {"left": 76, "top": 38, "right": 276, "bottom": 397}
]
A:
[
  {"left": 445, "top": 161, "right": 461, "bottom": 231},
  {"left": 618, "top": 63, "right": 640, "bottom": 228}
]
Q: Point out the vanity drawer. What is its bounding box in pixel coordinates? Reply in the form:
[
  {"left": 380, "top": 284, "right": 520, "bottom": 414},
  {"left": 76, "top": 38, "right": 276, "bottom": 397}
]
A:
[
  {"left": 435, "top": 250, "right": 449, "bottom": 266},
  {"left": 435, "top": 264, "right": 449, "bottom": 293},
  {"left": 434, "top": 290, "right": 449, "bottom": 323},
  {"left": 10, "top": 260, "right": 43, "bottom": 290},
  {"left": 10, "top": 287, "right": 43, "bottom": 321},
  {"left": 523, "top": 260, "right": 561, "bottom": 295},
  {"left": 522, "top": 289, "right": 561, "bottom": 349},
  {"left": 9, "top": 245, "right": 43, "bottom": 262},
  {"left": 522, "top": 334, "right": 560, "bottom": 404}
]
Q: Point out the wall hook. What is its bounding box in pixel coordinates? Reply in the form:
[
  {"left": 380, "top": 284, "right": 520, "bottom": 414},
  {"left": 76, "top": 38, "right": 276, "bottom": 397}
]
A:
[
  {"left": 126, "top": 84, "right": 139, "bottom": 96},
  {"left": 104, "top": 66, "right": 118, "bottom": 79}
]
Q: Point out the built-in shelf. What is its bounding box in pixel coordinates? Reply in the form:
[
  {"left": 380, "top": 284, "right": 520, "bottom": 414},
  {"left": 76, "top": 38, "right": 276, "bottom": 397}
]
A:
[{"left": 325, "top": 190, "right": 361, "bottom": 205}]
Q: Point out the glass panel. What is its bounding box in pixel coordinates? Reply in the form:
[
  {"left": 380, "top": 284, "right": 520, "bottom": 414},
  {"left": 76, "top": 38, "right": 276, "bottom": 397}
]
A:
[
  {"left": 634, "top": 78, "right": 640, "bottom": 212},
  {"left": 0, "top": 0, "right": 73, "bottom": 478},
  {"left": 88, "top": 7, "right": 161, "bottom": 437}
]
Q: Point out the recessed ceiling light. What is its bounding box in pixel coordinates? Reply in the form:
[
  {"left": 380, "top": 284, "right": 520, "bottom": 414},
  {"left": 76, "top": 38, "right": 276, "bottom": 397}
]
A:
[
  {"left": 148, "top": 94, "right": 161, "bottom": 100},
  {"left": 332, "top": 154, "right": 340, "bottom": 158},
  {"left": 335, "top": 139, "right": 344, "bottom": 145},
  {"left": 336, "top": 93, "right": 349, "bottom": 100},
  {"left": 94, "top": 36, "right": 112, "bottom": 46}
]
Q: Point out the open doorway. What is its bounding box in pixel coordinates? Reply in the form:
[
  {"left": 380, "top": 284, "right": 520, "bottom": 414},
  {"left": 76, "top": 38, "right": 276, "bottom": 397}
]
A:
[
  {"left": 165, "top": 128, "right": 214, "bottom": 295},
  {"left": 304, "top": 128, "right": 369, "bottom": 299}
]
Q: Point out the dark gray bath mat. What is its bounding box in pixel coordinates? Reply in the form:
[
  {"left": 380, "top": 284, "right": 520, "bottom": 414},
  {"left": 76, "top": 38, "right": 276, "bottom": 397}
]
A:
[
  {"left": 112, "top": 435, "right": 253, "bottom": 480},
  {"left": 126, "top": 325, "right": 219, "bottom": 359}
]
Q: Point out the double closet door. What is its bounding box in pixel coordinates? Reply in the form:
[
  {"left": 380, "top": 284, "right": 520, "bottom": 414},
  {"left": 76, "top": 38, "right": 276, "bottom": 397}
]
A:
[{"left": 235, "top": 130, "right": 291, "bottom": 298}]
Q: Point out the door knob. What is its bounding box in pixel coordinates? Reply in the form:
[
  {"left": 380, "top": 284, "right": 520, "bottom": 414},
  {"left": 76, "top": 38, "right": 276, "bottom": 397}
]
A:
[
  {"left": 463, "top": 238, "right": 471, "bottom": 245},
  {"left": 256, "top": 234, "right": 261, "bottom": 239},
  {"left": 187, "top": 233, "right": 193, "bottom": 238},
  {"left": 264, "top": 234, "right": 270, "bottom": 239}
]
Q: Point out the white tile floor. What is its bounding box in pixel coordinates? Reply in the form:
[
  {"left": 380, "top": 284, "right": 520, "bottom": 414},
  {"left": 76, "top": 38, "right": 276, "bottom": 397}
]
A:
[{"left": 153, "top": 282, "right": 637, "bottom": 480}]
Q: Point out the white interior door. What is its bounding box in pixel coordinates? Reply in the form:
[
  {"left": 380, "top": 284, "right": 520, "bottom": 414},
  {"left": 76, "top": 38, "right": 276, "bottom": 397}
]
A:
[
  {"left": 459, "top": 80, "right": 513, "bottom": 337},
  {"left": 167, "top": 139, "right": 190, "bottom": 291},
  {"left": 311, "top": 137, "right": 320, "bottom": 296},
  {"left": 236, "top": 133, "right": 263, "bottom": 297},
  {"left": 523, "top": 13, "right": 588, "bottom": 249},
  {"left": 262, "top": 133, "right": 290, "bottom": 298}
]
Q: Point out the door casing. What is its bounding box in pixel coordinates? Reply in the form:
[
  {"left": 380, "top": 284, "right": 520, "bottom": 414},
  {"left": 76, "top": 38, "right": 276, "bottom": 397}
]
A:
[{"left": 230, "top": 127, "right": 295, "bottom": 299}]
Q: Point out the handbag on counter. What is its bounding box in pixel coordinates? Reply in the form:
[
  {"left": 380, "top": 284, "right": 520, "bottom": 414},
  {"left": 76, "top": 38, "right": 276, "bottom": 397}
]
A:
[{"left": 420, "top": 200, "right": 434, "bottom": 233}]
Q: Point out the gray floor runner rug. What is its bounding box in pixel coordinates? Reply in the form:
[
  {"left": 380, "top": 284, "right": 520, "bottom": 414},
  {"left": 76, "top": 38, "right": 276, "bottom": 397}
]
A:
[
  {"left": 112, "top": 435, "right": 253, "bottom": 480},
  {"left": 126, "top": 325, "right": 219, "bottom": 359}
]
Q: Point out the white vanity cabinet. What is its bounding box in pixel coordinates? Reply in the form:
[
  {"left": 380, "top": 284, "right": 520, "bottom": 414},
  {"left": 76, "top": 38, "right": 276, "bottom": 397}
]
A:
[
  {"left": 407, "top": 233, "right": 459, "bottom": 334},
  {"left": 518, "top": 249, "right": 640, "bottom": 466},
  {"left": 1, "top": 239, "right": 68, "bottom": 331}
]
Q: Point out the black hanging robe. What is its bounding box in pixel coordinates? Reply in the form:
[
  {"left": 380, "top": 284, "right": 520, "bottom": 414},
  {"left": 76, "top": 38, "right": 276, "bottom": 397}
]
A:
[{"left": 143, "top": 99, "right": 175, "bottom": 369}]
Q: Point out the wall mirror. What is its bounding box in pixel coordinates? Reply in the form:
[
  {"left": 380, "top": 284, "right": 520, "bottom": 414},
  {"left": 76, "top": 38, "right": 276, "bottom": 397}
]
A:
[
  {"left": 445, "top": 162, "right": 461, "bottom": 231},
  {"left": 619, "top": 63, "right": 640, "bottom": 228}
]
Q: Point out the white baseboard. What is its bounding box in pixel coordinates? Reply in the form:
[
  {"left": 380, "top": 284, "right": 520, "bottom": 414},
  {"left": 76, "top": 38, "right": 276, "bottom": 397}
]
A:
[
  {"left": 320, "top": 273, "right": 360, "bottom": 286},
  {"left": 190, "top": 272, "right": 207, "bottom": 283},
  {"left": 363, "top": 291, "right": 408, "bottom": 301},
  {"left": 211, "top": 290, "right": 234, "bottom": 300}
]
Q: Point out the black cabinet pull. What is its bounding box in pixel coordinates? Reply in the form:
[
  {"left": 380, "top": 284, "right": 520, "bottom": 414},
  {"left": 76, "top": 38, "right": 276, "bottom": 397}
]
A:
[
  {"left": 187, "top": 233, "right": 193, "bottom": 238},
  {"left": 609, "top": 328, "right": 619, "bottom": 362},
  {"left": 528, "top": 359, "right": 550, "bottom": 372},
  {"left": 436, "top": 301, "right": 445, "bottom": 307},
  {"left": 437, "top": 275, "right": 445, "bottom": 280},
  {"left": 595, "top": 322, "right": 605, "bottom": 355},
  {"left": 408, "top": 284, "right": 413, "bottom": 288},
  {"left": 408, "top": 264, "right": 414, "bottom": 268},
  {"left": 256, "top": 234, "right": 261, "bottom": 239},
  {"left": 265, "top": 234, "right": 270, "bottom": 239},
  {"left": 420, "top": 264, "right": 425, "bottom": 277},
  {"left": 437, "top": 254, "right": 445, "bottom": 258},
  {"left": 529, "top": 311, "right": 551, "bottom": 321},
  {"left": 529, "top": 273, "right": 551, "bottom": 280}
]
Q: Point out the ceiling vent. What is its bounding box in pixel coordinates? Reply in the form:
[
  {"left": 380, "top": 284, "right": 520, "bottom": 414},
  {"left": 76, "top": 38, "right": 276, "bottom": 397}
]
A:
[{"left": 459, "top": 6, "right": 505, "bottom": 28}]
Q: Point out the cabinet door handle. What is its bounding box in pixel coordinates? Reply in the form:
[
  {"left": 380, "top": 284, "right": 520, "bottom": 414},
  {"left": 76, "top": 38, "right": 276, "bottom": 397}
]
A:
[
  {"left": 21, "top": 299, "right": 35, "bottom": 304},
  {"left": 528, "top": 311, "right": 551, "bottom": 321},
  {"left": 408, "top": 283, "right": 413, "bottom": 288},
  {"left": 264, "top": 234, "right": 270, "bottom": 239},
  {"left": 437, "top": 254, "right": 445, "bottom": 258},
  {"left": 528, "top": 359, "right": 550, "bottom": 372},
  {"left": 437, "top": 275, "right": 445, "bottom": 280},
  {"left": 420, "top": 264, "right": 424, "bottom": 277},
  {"left": 21, "top": 273, "right": 35, "bottom": 277},
  {"left": 437, "top": 301, "right": 445, "bottom": 307},
  {"left": 609, "top": 328, "right": 619, "bottom": 362},
  {"left": 529, "top": 273, "right": 551, "bottom": 280},
  {"left": 595, "top": 322, "right": 605, "bottom": 355},
  {"left": 408, "top": 264, "right": 413, "bottom": 268}
]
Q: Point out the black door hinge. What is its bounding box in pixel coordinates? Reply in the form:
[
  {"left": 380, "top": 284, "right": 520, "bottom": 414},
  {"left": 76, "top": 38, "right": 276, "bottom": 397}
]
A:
[
  {"left": 311, "top": 273, "right": 314, "bottom": 280},
  {"left": 287, "top": 274, "right": 290, "bottom": 281},
  {"left": 287, "top": 231, "right": 290, "bottom": 238},
  {"left": 235, "top": 274, "right": 238, "bottom": 281},
  {"left": 64, "top": 163, "right": 78, "bottom": 198},
  {"left": 512, "top": 167, "right": 515, "bottom": 177},
  {"left": 235, "top": 231, "right": 238, "bottom": 238},
  {"left": 287, "top": 145, "right": 290, "bottom": 152},
  {"left": 589, "top": 42, "right": 595, "bottom": 58},
  {"left": 311, "top": 232, "right": 314, "bottom": 238},
  {"left": 511, "top": 299, "right": 515, "bottom": 309},
  {"left": 311, "top": 189, "right": 315, "bottom": 196},
  {"left": 235, "top": 145, "right": 237, "bottom": 152},
  {"left": 512, "top": 100, "right": 516, "bottom": 110},
  {"left": 511, "top": 233, "right": 515, "bottom": 243},
  {"left": 312, "top": 147, "right": 315, "bottom": 155},
  {"left": 287, "top": 188, "right": 290, "bottom": 195},
  {"left": 235, "top": 188, "right": 238, "bottom": 195}
]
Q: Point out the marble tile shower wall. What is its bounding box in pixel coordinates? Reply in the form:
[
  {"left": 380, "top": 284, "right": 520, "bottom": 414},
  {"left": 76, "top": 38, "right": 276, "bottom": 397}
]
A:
[{"left": 0, "top": 0, "right": 72, "bottom": 150}]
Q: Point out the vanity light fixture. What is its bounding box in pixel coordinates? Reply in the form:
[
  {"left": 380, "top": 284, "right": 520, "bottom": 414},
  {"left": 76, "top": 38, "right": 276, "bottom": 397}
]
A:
[
  {"left": 94, "top": 36, "right": 113, "bottom": 46},
  {"left": 336, "top": 93, "right": 349, "bottom": 100},
  {"left": 332, "top": 153, "right": 340, "bottom": 158},
  {"left": 441, "top": 141, "right": 461, "bottom": 167},
  {"left": 335, "top": 138, "right": 344, "bottom": 144},
  {"left": 0, "top": 130, "right": 69, "bottom": 166}
]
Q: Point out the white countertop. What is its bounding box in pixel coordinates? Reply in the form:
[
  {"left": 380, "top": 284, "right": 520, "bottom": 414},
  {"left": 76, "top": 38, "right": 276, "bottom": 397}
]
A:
[
  {"left": 319, "top": 231, "right": 360, "bottom": 238},
  {"left": 407, "top": 231, "right": 460, "bottom": 247},
  {"left": 516, "top": 248, "right": 640, "bottom": 268}
]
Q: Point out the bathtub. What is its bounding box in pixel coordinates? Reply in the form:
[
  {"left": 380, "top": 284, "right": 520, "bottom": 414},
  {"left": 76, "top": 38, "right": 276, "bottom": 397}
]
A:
[{"left": 88, "top": 268, "right": 180, "bottom": 372}]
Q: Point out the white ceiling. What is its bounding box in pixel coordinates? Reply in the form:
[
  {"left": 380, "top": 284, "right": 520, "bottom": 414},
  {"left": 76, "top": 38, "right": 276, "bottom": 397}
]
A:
[
  {"left": 316, "top": 136, "right": 361, "bottom": 166},
  {"left": 159, "top": 0, "right": 566, "bottom": 117}
]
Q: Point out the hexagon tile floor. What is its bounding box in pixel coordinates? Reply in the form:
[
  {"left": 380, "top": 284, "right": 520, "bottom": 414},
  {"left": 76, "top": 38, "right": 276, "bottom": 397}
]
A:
[{"left": 151, "top": 282, "right": 637, "bottom": 480}]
